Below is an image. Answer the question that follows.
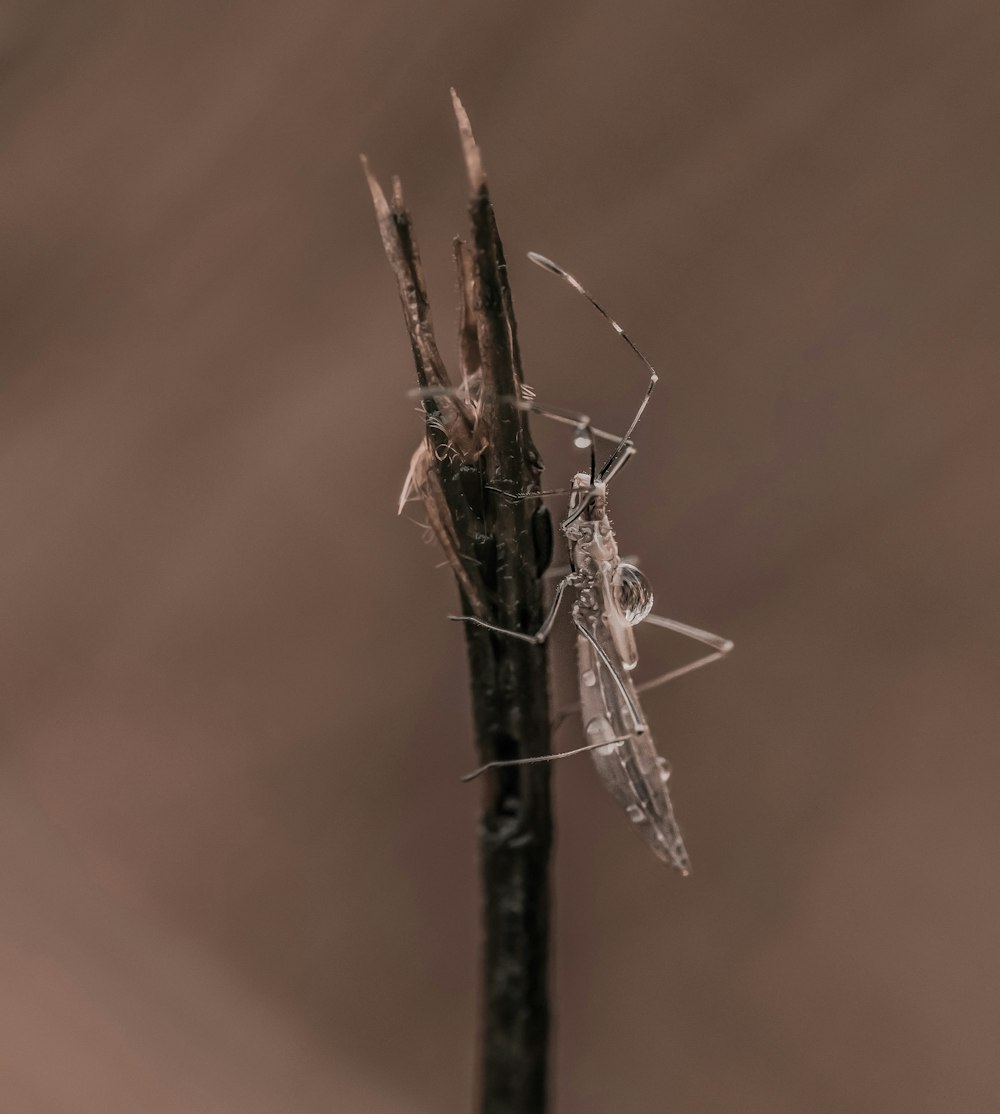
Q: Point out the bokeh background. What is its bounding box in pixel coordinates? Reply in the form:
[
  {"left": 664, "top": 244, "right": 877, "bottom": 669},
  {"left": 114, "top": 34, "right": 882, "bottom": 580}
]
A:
[{"left": 3, "top": 1, "right": 999, "bottom": 1110}]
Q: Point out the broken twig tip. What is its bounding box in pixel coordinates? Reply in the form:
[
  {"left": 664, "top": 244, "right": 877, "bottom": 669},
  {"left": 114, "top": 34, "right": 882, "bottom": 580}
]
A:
[
  {"left": 450, "top": 87, "right": 485, "bottom": 191},
  {"left": 361, "top": 155, "right": 390, "bottom": 218}
]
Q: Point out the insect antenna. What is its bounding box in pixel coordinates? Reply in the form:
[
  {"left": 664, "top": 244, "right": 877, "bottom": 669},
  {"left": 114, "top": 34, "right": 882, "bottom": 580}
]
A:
[{"left": 527, "top": 252, "right": 660, "bottom": 482}]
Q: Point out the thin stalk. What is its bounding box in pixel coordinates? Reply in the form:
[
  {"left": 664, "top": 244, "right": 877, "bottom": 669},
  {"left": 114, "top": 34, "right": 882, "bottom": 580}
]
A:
[{"left": 364, "top": 90, "right": 553, "bottom": 1114}]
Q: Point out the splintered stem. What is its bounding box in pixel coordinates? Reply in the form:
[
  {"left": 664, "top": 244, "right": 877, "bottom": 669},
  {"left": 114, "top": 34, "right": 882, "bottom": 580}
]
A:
[{"left": 366, "top": 91, "right": 552, "bottom": 1114}]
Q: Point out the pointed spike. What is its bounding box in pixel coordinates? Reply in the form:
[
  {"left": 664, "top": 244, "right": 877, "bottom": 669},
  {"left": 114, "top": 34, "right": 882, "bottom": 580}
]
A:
[
  {"left": 450, "top": 87, "right": 484, "bottom": 191},
  {"left": 361, "top": 154, "right": 391, "bottom": 222}
]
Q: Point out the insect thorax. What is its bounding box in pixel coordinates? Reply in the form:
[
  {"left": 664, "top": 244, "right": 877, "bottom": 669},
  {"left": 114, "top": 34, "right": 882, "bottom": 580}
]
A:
[{"left": 566, "top": 479, "right": 620, "bottom": 587}]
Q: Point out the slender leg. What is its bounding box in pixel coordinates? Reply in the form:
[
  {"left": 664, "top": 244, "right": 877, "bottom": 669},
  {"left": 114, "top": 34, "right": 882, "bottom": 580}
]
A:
[
  {"left": 449, "top": 575, "right": 573, "bottom": 644},
  {"left": 558, "top": 613, "right": 733, "bottom": 717},
  {"left": 634, "top": 614, "right": 734, "bottom": 694},
  {"left": 487, "top": 484, "right": 579, "bottom": 503},
  {"left": 460, "top": 736, "right": 629, "bottom": 782},
  {"left": 597, "top": 441, "right": 637, "bottom": 485},
  {"left": 409, "top": 385, "right": 637, "bottom": 533},
  {"left": 410, "top": 384, "right": 629, "bottom": 485},
  {"left": 492, "top": 476, "right": 635, "bottom": 531},
  {"left": 542, "top": 551, "right": 634, "bottom": 587}
]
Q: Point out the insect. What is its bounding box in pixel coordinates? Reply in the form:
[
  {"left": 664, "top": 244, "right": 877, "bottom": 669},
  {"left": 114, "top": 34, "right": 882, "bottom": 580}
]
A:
[{"left": 408, "top": 253, "right": 732, "bottom": 873}]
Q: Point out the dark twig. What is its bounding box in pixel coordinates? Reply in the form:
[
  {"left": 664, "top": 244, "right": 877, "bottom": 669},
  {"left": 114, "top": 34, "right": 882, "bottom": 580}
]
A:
[{"left": 364, "top": 91, "right": 553, "bottom": 1114}]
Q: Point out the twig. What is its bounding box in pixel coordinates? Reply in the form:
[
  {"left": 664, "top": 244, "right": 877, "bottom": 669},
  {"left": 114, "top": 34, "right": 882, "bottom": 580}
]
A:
[{"left": 364, "top": 91, "right": 553, "bottom": 1114}]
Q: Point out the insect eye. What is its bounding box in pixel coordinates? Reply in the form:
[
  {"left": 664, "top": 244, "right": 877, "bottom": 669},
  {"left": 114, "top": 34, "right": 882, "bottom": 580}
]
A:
[{"left": 614, "top": 563, "right": 653, "bottom": 625}]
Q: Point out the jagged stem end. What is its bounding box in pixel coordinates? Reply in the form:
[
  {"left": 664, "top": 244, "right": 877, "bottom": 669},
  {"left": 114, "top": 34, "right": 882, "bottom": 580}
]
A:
[{"left": 366, "top": 94, "right": 553, "bottom": 1114}]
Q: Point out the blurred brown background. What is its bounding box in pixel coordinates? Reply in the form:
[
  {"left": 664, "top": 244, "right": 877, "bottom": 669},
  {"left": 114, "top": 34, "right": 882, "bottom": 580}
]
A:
[{"left": 3, "top": 1, "right": 999, "bottom": 1111}]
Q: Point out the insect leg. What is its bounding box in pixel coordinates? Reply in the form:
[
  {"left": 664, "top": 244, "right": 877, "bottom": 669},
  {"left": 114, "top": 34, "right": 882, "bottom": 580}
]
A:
[
  {"left": 411, "top": 385, "right": 630, "bottom": 483},
  {"left": 634, "top": 614, "right": 734, "bottom": 694},
  {"left": 459, "top": 735, "right": 630, "bottom": 782},
  {"left": 449, "top": 574, "right": 573, "bottom": 644},
  {"left": 485, "top": 484, "right": 580, "bottom": 502},
  {"left": 545, "top": 554, "right": 638, "bottom": 581},
  {"left": 490, "top": 477, "right": 618, "bottom": 535},
  {"left": 596, "top": 441, "right": 637, "bottom": 485}
]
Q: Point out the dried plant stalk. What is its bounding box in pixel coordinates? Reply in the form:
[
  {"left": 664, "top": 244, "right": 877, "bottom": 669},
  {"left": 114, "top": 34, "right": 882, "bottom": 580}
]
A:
[{"left": 364, "top": 91, "right": 553, "bottom": 1114}]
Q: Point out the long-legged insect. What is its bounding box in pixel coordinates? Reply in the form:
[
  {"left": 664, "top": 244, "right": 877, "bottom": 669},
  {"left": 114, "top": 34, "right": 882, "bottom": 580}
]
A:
[{"left": 410, "top": 254, "right": 732, "bottom": 873}]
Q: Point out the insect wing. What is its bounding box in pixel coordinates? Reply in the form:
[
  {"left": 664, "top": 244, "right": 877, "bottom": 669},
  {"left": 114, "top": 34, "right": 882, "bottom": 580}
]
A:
[{"left": 577, "top": 621, "right": 691, "bottom": 873}]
